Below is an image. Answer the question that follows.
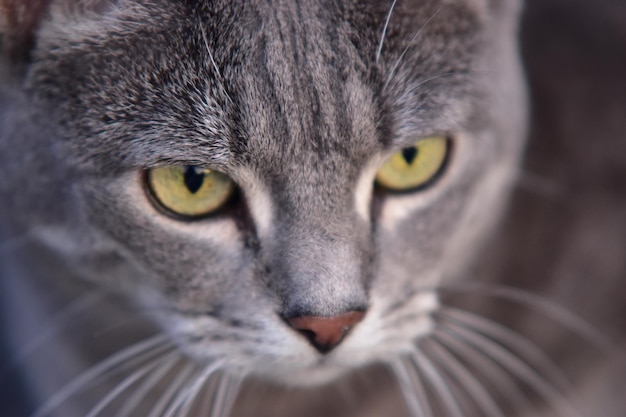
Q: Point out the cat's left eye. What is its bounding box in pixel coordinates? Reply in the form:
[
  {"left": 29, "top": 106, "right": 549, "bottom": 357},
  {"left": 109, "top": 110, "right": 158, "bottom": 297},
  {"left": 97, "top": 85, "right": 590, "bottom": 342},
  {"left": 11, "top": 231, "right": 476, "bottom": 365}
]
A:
[
  {"left": 146, "top": 166, "right": 235, "bottom": 218},
  {"left": 375, "top": 136, "right": 450, "bottom": 192}
]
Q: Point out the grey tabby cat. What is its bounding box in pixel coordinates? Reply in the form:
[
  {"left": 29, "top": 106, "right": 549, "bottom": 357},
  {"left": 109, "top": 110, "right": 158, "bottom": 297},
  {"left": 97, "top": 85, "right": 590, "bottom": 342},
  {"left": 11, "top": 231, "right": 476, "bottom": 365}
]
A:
[{"left": 0, "top": 0, "right": 624, "bottom": 416}]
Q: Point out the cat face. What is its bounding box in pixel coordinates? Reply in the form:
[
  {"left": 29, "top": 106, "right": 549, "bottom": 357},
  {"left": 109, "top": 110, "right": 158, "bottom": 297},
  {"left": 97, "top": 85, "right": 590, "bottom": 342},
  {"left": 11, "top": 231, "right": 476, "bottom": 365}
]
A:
[{"left": 3, "top": 0, "right": 525, "bottom": 385}]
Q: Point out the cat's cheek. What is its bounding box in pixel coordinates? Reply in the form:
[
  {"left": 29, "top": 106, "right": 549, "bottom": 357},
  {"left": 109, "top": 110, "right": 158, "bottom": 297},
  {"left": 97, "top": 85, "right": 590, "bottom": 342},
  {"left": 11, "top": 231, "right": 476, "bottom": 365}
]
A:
[
  {"left": 441, "top": 159, "right": 521, "bottom": 283},
  {"left": 371, "top": 131, "right": 508, "bottom": 287},
  {"left": 75, "top": 173, "right": 246, "bottom": 291}
]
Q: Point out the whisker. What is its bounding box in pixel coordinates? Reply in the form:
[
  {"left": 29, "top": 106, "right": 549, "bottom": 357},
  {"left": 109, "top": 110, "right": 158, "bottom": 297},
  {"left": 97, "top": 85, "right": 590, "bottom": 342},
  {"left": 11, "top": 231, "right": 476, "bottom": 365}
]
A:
[
  {"left": 84, "top": 352, "right": 177, "bottom": 417},
  {"left": 177, "top": 375, "right": 212, "bottom": 417},
  {"left": 146, "top": 363, "right": 196, "bottom": 417},
  {"left": 209, "top": 374, "right": 229, "bottom": 417},
  {"left": 439, "top": 307, "right": 572, "bottom": 391},
  {"left": 198, "top": 17, "right": 234, "bottom": 105},
  {"left": 192, "top": 367, "right": 220, "bottom": 416},
  {"left": 215, "top": 372, "right": 245, "bottom": 417},
  {"left": 411, "top": 345, "right": 465, "bottom": 417},
  {"left": 434, "top": 330, "right": 536, "bottom": 416},
  {"left": 0, "top": 291, "right": 102, "bottom": 379},
  {"left": 116, "top": 354, "right": 181, "bottom": 417},
  {"left": 516, "top": 170, "right": 563, "bottom": 199},
  {"left": 31, "top": 334, "right": 170, "bottom": 417},
  {"left": 162, "top": 372, "right": 199, "bottom": 417},
  {"left": 91, "top": 315, "right": 156, "bottom": 340},
  {"left": 437, "top": 283, "right": 613, "bottom": 352},
  {"left": 383, "top": 7, "right": 442, "bottom": 90},
  {"left": 405, "top": 72, "right": 464, "bottom": 97},
  {"left": 376, "top": 0, "right": 398, "bottom": 62},
  {"left": 164, "top": 360, "right": 223, "bottom": 417},
  {"left": 388, "top": 358, "right": 429, "bottom": 417},
  {"left": 442, "top": 322, "right": 582, "bottom": 417},
  {"left": 404, "top": 357, "right": 434, "bottom": 417},
  {"left": 425, "top": 339, "right": 505, "bottom": 417}
]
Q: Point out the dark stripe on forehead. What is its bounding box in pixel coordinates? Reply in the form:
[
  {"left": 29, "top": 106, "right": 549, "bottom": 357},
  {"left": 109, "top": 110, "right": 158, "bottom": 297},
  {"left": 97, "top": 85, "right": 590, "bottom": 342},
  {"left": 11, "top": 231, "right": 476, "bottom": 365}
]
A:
[
  {"left": 245, "top": 2, "right": 363, "bottom": 160},
  {"left": 262, "top": 2, "right": 377, "bottom": 157}
]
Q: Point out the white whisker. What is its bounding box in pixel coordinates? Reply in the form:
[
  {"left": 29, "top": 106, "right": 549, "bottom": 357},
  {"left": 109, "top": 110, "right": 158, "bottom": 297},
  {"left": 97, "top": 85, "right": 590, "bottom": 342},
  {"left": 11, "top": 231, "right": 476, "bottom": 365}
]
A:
[
  {"left": 439, "top": 307, "right": 572, "bottom": 391},
  {"left": 209, "top": 374, "right": 229, "bottom": 417},
  {"left": 31, "top": 334, "right": 170, "bottom": 417},
  {"left": 91, "top": 315, "right": 153, "bottom": 339},
  {"left": 146, "top": 363, "right": 195, "bottom": 417},
  {"left": 405, "top": 72, "right": 461, "bottom": 97},
  {"left": 437, "top": 283, "right": 613, "bottom": 352},
  {"left": 164, "top": 360, "right": 223, "bottom": 417},
  {"left": 383, "top": 7, "right": 442, "bottom": 90},
  {"left": 162, "top": 372, "right": 199, "bottom": 417},
  {"left": 426, "top": 339, "right": 505, "bottom": 417},
  {"left": 199, "top": 17, "right": 234, "bottom": 105},
  {"left": 388, "top": 358, "right": 429, "bottom": 417},
  {"left": 443, "top": 322, "right": 582, "bottom": 417},
  {"left": 194, "top": 368, "right": 221, "bottom": 415},
  {"left": 116, "top": 354, "right": 180, "bottom": 417},
  {"left": 215, "top": 373, "right": 244, "bottom": 417},
  {"left": 376, "top": 0, "right": 398, "bottom": 62},
  {"left": 435, "top": 330, "right": 536, "bottom": 416},
  {"left": 411, "top": 346, "right": 465, "bottom": 417},
  {"left": 516, "top": 170, "right": 563, "bottom": 198},
  {"left": 1, "top": 292, "right": 101, "bottom": 378},
  {"left": 84, "top": 352, "right": 176, "bottom": 417}
]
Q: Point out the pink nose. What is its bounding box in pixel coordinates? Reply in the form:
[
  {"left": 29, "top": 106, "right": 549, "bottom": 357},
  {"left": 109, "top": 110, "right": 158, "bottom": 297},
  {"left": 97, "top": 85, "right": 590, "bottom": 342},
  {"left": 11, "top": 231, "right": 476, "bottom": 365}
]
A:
[{"left": 287, "top": 311, "right": 365, "bottom": 353}]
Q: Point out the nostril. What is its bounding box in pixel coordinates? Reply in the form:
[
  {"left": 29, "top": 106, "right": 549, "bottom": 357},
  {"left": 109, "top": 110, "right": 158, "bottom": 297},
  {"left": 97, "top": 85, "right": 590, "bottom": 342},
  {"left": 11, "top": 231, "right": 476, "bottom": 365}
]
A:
[
  {"left": 295, "top": 329, "right": 320, "bottom": 349},
  {"left": 287, "top": 311, "right": 365, "bottom": 353}
]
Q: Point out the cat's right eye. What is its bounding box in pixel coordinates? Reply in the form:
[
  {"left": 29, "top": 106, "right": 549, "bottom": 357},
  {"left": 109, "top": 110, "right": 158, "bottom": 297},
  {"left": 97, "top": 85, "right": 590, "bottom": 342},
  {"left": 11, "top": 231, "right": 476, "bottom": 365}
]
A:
[
  {"left": 146, "top": 166, "right": 235, "bottom": 218},
  {"left": 375, "top": 135, "right": 450, "bottom": 192}
]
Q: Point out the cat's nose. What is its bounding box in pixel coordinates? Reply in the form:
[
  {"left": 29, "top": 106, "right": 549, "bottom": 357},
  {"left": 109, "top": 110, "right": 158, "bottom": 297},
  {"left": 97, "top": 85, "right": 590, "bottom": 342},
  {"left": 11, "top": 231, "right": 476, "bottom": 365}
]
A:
[{"left": 287, "top": 311, "right": 365, "bottom": 353}]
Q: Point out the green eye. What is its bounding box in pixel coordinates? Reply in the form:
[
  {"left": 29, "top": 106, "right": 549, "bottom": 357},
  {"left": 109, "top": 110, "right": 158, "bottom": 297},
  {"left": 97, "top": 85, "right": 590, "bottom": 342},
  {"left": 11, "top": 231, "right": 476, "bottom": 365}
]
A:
[
  {"left": 147, "top": 166, "right": 235, "bottom": 218},
  {"left": 375, "top": 136, "right": 449, "bottom": 191}
]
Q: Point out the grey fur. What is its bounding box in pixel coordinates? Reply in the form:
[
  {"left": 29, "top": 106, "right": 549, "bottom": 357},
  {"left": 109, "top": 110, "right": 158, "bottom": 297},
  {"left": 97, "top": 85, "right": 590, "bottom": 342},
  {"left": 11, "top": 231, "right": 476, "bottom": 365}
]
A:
[{"left": 0, "top": 0, "right": 623, "bottom": 416}]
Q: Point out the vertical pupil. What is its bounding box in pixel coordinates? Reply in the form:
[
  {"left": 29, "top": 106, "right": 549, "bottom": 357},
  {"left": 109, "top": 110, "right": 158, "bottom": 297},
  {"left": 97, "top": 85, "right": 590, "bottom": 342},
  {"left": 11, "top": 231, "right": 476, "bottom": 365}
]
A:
[
  {"left": 401, "top": 147, "right": 418, "bottom": 165},
  {"left": 183, "top": 166, "right": 204, "bottom": 194}
]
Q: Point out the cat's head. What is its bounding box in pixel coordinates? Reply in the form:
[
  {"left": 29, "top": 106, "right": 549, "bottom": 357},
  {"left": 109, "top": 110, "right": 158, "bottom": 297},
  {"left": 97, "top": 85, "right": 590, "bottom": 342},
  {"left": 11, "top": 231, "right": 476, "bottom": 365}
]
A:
[{"left": 1, "top": 0, "right": 526, "bottom": 385}]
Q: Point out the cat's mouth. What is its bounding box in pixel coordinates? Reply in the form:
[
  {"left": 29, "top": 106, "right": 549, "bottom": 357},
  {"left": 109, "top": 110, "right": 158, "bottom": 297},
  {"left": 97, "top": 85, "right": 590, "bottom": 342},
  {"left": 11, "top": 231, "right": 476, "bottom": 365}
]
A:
[
  {"left": 282, "top": 362, "right": 357, "bottom": 386},
  {"left": 151, "top": 292, "right": 439, "bottom": 387},
  {"left": 246, "top": 360, "right": 348, "bottom": 387}
]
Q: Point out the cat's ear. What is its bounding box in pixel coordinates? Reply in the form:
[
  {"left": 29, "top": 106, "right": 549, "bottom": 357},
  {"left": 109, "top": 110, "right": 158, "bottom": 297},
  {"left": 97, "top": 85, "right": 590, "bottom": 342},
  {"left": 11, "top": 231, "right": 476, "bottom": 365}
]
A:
[{"left": 0, "top": 0, "right": 117, "bottom": 64}]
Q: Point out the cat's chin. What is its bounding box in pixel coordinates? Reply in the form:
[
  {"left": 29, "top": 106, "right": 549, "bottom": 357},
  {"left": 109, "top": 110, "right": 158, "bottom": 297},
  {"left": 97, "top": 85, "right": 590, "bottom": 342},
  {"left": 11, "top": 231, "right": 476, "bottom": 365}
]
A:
[
  {"left": 250, "top": 361, "right": 358, "bottom": 387},
  {"left": 239, "top": 347, "right": 408, "bottom": 387}
]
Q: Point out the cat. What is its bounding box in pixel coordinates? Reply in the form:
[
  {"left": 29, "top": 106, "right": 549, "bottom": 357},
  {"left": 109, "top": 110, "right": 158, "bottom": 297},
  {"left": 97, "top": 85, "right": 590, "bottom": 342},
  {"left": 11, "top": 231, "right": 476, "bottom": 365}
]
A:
[{"left": 0, "top": 0, "right": 624, "bottom": 416}]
